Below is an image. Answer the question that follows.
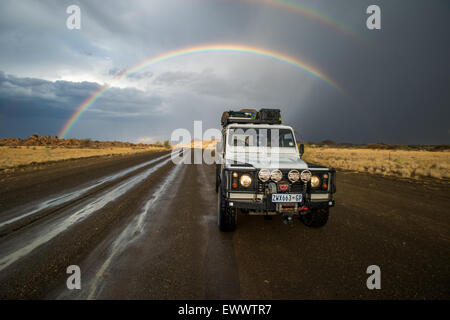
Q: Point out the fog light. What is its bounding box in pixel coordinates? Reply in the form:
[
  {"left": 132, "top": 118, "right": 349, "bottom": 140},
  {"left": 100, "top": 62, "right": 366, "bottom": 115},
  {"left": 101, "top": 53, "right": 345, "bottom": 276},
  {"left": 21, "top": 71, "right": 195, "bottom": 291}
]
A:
[
  {"left": 300, "top": 170, "right": 312, "bottom": 183},
  {"left": 270, "top": 169, "right": 283, "bottom": 182},
  {"left": 288, "top": 170, "right": 300, "bottom": 182},
  {"left": 258, "top": 169, "right": 270, "bottom": 182}
]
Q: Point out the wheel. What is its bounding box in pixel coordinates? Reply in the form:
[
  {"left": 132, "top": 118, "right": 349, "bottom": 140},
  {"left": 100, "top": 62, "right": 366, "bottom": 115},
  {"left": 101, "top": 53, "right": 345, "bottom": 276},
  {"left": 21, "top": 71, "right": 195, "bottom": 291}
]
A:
[
  {"left": 300, "top": 207, "right": 329, "bottom": 228},
  {"left": 217, "top": 185, "right": 237, "bottom": 231}
]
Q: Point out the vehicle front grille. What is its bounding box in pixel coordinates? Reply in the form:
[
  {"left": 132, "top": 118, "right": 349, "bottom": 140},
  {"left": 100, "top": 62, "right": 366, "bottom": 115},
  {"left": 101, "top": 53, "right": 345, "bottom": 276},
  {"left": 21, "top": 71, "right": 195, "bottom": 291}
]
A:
[
  {"left": 290, "top": 183, "right": 304, "bottom": 192},
  {"left": 257, "top": 180, "right": 304, "bottom": 193},
  {"left": 279, "top": 170, "right": 304, "bottom": 192},
  {"left": 257, "top": 181, "right": 265, "bottom": 192}
]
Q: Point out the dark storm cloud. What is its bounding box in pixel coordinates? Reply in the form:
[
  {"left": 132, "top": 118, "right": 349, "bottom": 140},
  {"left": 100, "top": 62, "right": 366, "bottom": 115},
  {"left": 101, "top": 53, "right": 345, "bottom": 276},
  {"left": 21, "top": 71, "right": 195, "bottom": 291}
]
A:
[
  {"left": 0, "top": 0, "right": 448, "bottom": 144},
  {"left": 0, "top": 72, "right": 163, "bottom": 138},
  {"left": 286, "top": 0, "right": 450, "bottom": 144},
  {"left": 0, "top": 71, "right": 99, "bottom": 109}
]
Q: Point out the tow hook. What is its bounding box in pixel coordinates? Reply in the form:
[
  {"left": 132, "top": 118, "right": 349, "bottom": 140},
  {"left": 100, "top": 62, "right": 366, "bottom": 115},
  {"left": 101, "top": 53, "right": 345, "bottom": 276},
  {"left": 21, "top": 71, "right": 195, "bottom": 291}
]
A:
[{"left": 282, "top": 212, "right": 294, "bottom": 225}]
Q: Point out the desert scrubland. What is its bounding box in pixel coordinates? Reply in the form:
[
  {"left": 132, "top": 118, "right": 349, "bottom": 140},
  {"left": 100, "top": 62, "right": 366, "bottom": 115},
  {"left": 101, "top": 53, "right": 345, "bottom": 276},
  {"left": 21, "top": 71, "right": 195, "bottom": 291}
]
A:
[
  {"left": 0, "top": 135, "right": 169, "bottom": 171},
  {"left": 0, "top": 146, "right": 169, "bottom": 171},
  {"left": 303, "top": 147, "right": 450, "bottom": 180}
]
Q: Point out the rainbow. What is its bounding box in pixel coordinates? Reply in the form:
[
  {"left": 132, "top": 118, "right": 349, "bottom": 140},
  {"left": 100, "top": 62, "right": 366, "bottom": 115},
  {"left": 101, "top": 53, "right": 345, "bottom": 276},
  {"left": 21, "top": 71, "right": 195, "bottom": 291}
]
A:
[
  {"left": 250, "top": 0, "right": 365, "bottom": 43},
  {"left": 59, "top": 44, "right": 348, "bottom": 138}
]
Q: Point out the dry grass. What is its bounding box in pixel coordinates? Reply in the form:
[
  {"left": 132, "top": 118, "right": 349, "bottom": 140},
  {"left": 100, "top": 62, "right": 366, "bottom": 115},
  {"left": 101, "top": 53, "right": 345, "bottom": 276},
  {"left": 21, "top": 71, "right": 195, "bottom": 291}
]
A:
[
  {"left": 0, "top": 145, "right": 168, "bottom": 171},
  {"left": 303, "top": 147, "right": 450, "bottom": 180}
]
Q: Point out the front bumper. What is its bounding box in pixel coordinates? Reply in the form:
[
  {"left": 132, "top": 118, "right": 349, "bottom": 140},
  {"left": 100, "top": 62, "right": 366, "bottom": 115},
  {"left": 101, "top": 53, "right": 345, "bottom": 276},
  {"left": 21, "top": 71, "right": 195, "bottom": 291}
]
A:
[{"left": 226, "top": 192, "right": 335, "bottom": 213}]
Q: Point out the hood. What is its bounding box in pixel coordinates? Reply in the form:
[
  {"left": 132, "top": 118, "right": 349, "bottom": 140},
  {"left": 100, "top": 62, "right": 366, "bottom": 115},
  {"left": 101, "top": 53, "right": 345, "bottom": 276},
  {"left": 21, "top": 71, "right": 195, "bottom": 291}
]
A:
[{"left": 225, "top": 152, "right": 308, "bottom": 170}]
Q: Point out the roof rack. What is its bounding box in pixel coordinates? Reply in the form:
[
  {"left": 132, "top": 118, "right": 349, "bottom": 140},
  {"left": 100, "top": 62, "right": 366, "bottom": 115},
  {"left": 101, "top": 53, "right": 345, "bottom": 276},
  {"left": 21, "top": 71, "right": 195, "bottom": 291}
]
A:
[{"left": 221, "top": 108, "right": 282, "bottom": 127}]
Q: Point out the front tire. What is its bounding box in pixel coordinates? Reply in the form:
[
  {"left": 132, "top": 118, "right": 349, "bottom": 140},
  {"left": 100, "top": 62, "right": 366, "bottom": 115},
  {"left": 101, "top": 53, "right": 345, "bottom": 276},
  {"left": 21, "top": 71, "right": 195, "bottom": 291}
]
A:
[
  {"left": 218, "top": 185, "right": 237, "bottom": 231},
  {"left": 300, "top": 207, "right": 329, "bottom": 228}
]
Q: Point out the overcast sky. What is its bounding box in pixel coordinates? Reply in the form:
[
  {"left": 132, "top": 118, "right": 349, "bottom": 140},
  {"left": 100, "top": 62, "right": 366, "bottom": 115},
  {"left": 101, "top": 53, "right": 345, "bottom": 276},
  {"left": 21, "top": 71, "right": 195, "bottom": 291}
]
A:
[{"left": 0, "top": 0, "right": 448, "bottom": 144}]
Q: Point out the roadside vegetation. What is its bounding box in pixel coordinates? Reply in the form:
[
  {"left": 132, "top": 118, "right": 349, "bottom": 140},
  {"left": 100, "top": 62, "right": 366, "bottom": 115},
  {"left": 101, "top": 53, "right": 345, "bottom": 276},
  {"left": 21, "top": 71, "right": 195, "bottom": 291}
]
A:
[
  {"left": 0, "top": 134, "right": 171, "bottom": 171},
  {"left": 303, "top": 145, "right": 450, "bottom": 181},
  {"left": 306, "top": 140, "right": 450, "bottom": 152}
]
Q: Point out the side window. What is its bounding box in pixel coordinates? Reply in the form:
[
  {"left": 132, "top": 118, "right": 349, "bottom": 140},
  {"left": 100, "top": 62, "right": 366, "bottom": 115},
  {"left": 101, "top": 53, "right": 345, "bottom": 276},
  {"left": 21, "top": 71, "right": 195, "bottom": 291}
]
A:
[
  {"left": 279, "top": 130, "right": 295, "bottom": 147},
  {"left": 281, "top": 133, "right": 293, "bottom": 147}
]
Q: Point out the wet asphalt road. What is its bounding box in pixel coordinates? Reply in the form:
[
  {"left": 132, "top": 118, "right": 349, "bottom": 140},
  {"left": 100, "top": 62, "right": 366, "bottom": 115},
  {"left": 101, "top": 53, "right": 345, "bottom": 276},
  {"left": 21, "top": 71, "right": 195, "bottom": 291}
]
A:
[{"left": 0, "top": 150, "right": 448, "bottom": 299}]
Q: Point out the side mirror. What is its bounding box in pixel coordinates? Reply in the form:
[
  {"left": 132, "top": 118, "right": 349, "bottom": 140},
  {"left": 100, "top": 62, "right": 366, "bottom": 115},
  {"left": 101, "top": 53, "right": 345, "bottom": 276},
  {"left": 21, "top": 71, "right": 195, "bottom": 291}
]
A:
[{"left": 299, "top": 143, "right": 304, "bottom": 157}]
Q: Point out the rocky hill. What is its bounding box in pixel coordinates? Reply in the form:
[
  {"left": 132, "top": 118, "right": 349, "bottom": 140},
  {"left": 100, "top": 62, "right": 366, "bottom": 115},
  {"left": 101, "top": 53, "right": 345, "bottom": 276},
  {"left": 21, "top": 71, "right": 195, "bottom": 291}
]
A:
[{"left": 0, "top": 134, "right": 160, "bottom": 148}]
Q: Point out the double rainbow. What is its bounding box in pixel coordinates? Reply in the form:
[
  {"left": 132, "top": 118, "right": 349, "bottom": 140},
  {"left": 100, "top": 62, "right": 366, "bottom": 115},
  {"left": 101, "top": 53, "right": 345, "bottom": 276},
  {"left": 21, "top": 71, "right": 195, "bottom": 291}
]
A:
[
  {"left": 59, "top": 44, "right": 348, "bottom": 138},
  {"left": 254, "top": 0, "right": 364, "bottom": 43}
]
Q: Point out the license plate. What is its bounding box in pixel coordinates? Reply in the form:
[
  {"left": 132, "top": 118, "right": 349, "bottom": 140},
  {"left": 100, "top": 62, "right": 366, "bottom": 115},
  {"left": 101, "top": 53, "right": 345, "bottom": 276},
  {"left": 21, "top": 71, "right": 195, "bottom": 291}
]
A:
[{"left": 271, "top": 194, "right": 303, "bottom": 203}]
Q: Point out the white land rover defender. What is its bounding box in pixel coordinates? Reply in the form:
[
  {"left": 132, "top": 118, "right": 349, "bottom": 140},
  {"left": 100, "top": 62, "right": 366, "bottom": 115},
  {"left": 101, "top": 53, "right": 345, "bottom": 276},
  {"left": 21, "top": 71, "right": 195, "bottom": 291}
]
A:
[{"left": 216, "top": 108, "right": 336, "bottom": 231}]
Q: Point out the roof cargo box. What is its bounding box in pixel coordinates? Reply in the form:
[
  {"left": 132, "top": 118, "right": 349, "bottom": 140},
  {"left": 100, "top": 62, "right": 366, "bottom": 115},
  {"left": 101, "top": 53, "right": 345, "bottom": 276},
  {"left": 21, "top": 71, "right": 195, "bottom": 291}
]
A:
[
  {"left": 221, "top": 109, "right": 257, "bottom": 126},
  {"left": 259, "top": 108, "right": 281, "bottom": 124},
  {"left": 221, "top": 108, "right": 282, "bottom": 127}
]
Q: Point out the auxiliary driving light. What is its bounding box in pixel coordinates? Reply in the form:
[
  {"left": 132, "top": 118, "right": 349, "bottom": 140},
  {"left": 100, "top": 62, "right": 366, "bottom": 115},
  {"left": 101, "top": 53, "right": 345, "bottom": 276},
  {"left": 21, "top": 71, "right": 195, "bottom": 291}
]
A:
[
  {"left": 240, "top": 174, "right": 252, "bottom": 187},
  {"left": 288, "top": 170, "right": 300, "bottom": 182},
  {"left": 300, "top": 170, "right": 312, "bottom": 183},
  {"left": 258, "top": 169, "right": 271, "bottom": 182},
  {"left": 311, "top": 175, "right": 320, "bottom": 188},
  {"left": 270, "top": 169, "right": 283, "bottom": 182}
]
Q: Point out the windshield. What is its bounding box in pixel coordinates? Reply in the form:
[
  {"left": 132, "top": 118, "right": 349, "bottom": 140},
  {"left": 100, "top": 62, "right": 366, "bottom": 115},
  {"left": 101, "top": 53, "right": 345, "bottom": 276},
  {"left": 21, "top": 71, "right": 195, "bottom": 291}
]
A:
[{"left": 227, "top": 128, "right": 296, "bottom": 148}]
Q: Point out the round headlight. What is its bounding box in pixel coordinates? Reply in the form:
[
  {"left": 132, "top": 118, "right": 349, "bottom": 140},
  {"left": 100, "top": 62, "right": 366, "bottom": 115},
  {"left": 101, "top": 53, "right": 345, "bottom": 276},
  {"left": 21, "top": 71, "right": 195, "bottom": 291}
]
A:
[
  {"left": 288, "top": 170, "right": 300, "bottom": 182},
  {"left": 258, "top": 169, "right": 270, "bottom": 182},
  {"left": 300, "top": 170, "right": 312, "bottom": 183},
  {"left": 270, "top": 169, "right": 283, "bottom": 182},
  {"left": 311, "top": 175, "right": 320, "bottom": 188},
  {"left": 240, "top": 174, "right": 252, "bottom": 187}
]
